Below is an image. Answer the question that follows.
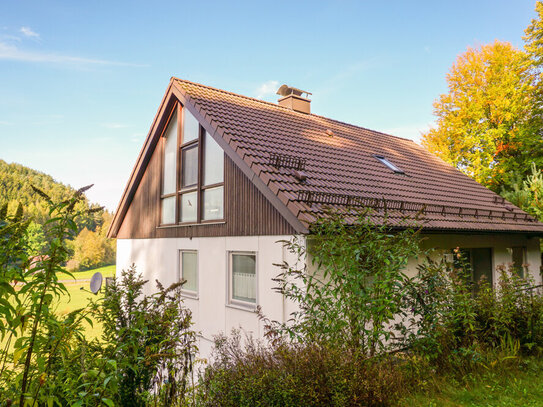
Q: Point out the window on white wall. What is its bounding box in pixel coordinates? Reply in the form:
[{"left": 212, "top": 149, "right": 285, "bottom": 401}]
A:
[
  {"left": 511, "top": 246, "right": 527, "bottom": 277},
  {"left": 180, "top": 250, "right": 198, "bottom": 294},
  {"left": 229, "top": 252, "right": 256, "bottom": 305}
]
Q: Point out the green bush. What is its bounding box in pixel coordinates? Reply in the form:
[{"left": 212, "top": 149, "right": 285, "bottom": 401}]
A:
[
  {"left": 400, "top": 252, "right": 543, "bottom": 373},
  {"left": 0, "top": 188, "right": 197, "bottom": 406},
  {"left": 197, "top": 330, "right": 414, "bottom": 407}
]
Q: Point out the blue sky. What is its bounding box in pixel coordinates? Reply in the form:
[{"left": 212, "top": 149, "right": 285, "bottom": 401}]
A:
[{"left": 0, "top": 0, "right": 538, "bottom": 210}]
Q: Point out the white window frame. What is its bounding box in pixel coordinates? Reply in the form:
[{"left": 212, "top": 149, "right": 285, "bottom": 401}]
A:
[
  {"left": 227, "top": 251, "right": 258, "bottom": 310},
  {"left": 179, "top": 250, "right": 198, "bottom": 298}
]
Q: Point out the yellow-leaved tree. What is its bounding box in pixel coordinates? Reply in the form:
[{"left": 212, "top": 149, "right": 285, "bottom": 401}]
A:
[{"left": 422, "top": 41, "right": 537, "bottom": 191}]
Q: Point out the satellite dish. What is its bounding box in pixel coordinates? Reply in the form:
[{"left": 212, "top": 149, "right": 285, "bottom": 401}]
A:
[{"left": 90, "top": 272, "right": 103, "bottom": 294}]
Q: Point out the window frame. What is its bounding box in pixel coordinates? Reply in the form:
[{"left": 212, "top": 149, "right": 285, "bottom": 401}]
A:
[
  {"left": 454, "top": 247, "right": 494, "bottom": 289},
  {"left": 200, "top": 131, "right": 225, "bottom": 223},
  {"left": 511, "top": 246, "right": 527, "bottom": 277},
  {"left": 227, "top": 251, "right": 258, "bottom": 310},
  {"left": 179, "top": 249, "right": 199, "bottom": 298},
  {"left": 159, "top": 105, "right": 180, "bottom": 226},
  {"left": 159, "top": 103, "right": 225, "bottom": 226},
  {"left": 374, "top": 154, "right": 405, "bottom": 174}
]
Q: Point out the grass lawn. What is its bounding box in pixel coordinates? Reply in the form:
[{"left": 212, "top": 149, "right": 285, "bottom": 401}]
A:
[
  {"left": 399, "top": 359, "right": 543, "bottom": 406},
  {"left": 55, "top": 280, "right": 105, "bottom": 339},
  {"left": 55, "top": 265, "right": 116, "bottom": 339},
  {"left": 68, "top": 264, "right": 116, "bottom": 280}
]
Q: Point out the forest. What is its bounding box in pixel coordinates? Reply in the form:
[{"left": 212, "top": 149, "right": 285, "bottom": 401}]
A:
[{"left": 0, "top": 159, "right": 115, "bottom": 270}]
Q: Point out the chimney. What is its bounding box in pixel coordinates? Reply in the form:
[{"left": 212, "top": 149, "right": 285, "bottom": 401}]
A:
[{"left": 276, "top": 84, "right": 312, "bottom": 114}]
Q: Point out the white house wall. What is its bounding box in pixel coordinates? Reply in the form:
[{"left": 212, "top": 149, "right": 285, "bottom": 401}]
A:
[
  {"left": 116, "top": 235, "right": 297, "bottom": 361},
  {"left": 116, "top": 232, "right": 541, "bottom": 361}
]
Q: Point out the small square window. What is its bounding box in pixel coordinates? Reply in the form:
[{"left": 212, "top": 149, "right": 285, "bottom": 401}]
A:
[
  {"left": 374, "top": 155, "right": 404, "bottom": 174},
  {"left": 203, "top": 186, "right": 224, "bottom": 220},
  {"left": 180, "top": 251, "right": 198, "bottom": 294},
  {"left": 229, "top": 252, "right": 257, "bottom": 306},
  {"left": 182, "top": 146, "right": 198, "bottom": 187},
  {"left": 161, "top": 196, "right": 176, "bottom": 225},
  {"left": 180, "top": 192, "right": 197, "bottom": 223}
]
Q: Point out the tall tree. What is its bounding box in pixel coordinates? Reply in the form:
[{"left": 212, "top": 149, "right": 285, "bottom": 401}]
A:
[{"left": 422, "top": 41, "right": 540, "bottom": 191}]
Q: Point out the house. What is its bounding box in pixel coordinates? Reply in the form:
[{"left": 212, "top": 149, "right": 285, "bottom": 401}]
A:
[{"left": 109, "top": 78, "right": 543, "bottom": 358}]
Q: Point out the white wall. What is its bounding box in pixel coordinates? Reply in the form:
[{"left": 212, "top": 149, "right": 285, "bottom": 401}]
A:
[
  {"left": 116, "top": 232, "right": 541, "bottom": 361},
  {"left": 116, "top": 235, "right": 297, "bottom": 362}
]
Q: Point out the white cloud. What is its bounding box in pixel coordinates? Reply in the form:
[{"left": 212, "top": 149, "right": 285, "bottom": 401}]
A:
[
  {"left": 102, "top": 123, "right": 129, "bottom": 129},
  {"left": 255, "top": 80, "right": 279, "bottom": 99},
  {"left": 20, "top": 26, "right": 40, "bottom": 39},
  {"left": 130, "top": 133, "right": 145, "bottom": 143},
  {"left": 0, "top": 41, "right": 146, "bottom": 67}
]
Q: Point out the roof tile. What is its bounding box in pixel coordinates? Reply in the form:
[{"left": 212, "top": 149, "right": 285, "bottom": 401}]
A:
[{"left": 172, "top": 78, "right": 543, "bottom": 234}]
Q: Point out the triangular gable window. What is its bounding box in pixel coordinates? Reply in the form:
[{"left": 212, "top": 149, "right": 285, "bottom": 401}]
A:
[{"left": 160, "top": 103, "right": 224, "bottom": 225}]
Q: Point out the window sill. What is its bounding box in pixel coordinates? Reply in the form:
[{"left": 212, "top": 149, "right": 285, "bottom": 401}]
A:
[
  {"left": 226, "top": 302, "right": 257, "bottom": 313},
  {"left": 181, "top": 291, "right": 199, "bottom": 300},
  {"left": 156, "top": 221, "right": 226, "bottom": 229}
]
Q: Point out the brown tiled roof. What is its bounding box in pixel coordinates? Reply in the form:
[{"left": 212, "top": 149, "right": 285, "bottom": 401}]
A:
[{"left": 167, "top": 78, "right": 543, "bottom": 234}]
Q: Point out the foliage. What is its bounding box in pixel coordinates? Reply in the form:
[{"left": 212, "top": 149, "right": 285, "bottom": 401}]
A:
[
  {"left": 70, "top": 212, "right": 116, "bottom": 271},
  {"left": 421, "top": 41, "right": 540, "bottom": 191},
  {"left": 0, "top": 158, "right": 116, "bottom": 268},
  {"left": 0, "top": 189, "right": 196, "bottom": 406},
  {"left": 0, "top": 185, "right": 97, "bottom": 406},
  {"left": 399, "top": 356, "right": 543, "bottom": 407},
  {"left": 85, "top": 265, "right": 198, "bottom": 407},
  {"left": 263, "top": 209, "right": 421, "bottom": 355},
  {"left": 197, "top": 330, "right": 413, "bottom": 407},
  {"left": 25, "top": 221, "right": 47, "bottom": 257},
  {"left": 0, "top": 158, "right": 106, "bottom": 233},
  {"left": 524, "top": 1, "right": 543, "bottom": 126},
  {"left": 399, "top": 252, "right": 543, "bottom": 373},
  {"left": 501, "top": 162, "right": 543, "bottom": 221}
]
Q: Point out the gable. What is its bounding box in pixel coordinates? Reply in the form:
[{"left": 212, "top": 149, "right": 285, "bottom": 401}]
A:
[{"left": 112, "top": 88, "right": 298, "bottom": 239}]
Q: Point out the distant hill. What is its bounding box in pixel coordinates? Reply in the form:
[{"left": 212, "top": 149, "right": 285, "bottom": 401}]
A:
[{"left": 0, "top": 159, "right": 105, "bottom": 232}]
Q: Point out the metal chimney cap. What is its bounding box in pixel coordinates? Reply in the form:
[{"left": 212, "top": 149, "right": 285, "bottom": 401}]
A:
[{"left": 276, "top": 84, "right": 312, "bottom": 98}]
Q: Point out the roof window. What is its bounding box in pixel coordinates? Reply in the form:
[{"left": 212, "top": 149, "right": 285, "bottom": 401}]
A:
[{"left": 374, "top": 155, "right": 404, "bottom": 174}]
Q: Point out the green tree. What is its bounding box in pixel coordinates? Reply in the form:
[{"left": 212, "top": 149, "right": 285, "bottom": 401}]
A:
[
  {"left": 26, "top": 221, "right": 46, "bottom": 256},
  {"left": 501, "top": 163, "right": 543, "bottom": 221},
  {"left": 422, "top": 41, "right": 541, "bottom": 191}
]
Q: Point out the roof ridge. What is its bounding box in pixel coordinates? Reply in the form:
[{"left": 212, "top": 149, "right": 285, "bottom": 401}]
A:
[{"left": 171, "top": 77, "right": 415, "bottom": 143}]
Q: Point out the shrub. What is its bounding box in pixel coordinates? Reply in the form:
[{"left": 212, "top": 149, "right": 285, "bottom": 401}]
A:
[
  {"left": 400, "top": 252, "right": 543, "bottom": 373},
  {"left": 91, "top": 265, "right": 198, "bottom": 407},
  {"left": 265, "top": 208, "right": 422, "bottom": 355},
  {"left": 197, "top": 330, "right": 414, "bottom": 407},
  {"left": 0, "top": 188, "right": 197, "bottom": 407},
  {"left": 52, "top": 265, "right": 198, "bottom": 407}
]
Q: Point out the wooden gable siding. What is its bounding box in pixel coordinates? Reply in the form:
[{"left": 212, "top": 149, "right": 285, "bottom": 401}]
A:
[{"left": 116, "top": 143, "right": 295, "bottom": 239}]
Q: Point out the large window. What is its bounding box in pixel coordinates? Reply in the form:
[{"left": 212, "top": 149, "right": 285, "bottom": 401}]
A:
[
  {"left": 180, "top": 250, "right": 198, "bottom": 295},
  {"left": 160, "top": 104, "right": 225, "bottom": 225},
  {"left": 229, "top": 252, "right": 257, "bottom": 306}
]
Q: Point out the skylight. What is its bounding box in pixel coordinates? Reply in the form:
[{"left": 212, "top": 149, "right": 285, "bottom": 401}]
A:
[{"left": 374, "top": 155, "right": 404, "bottom": 174}]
